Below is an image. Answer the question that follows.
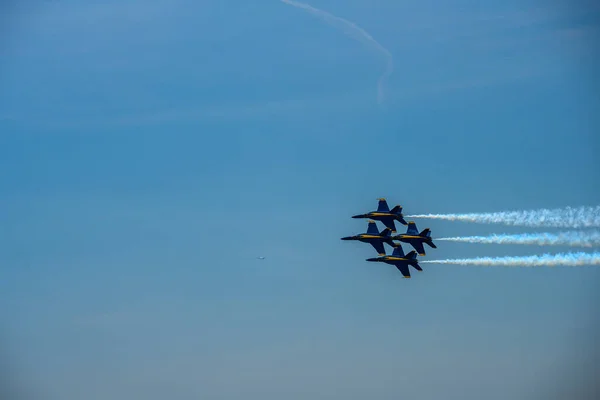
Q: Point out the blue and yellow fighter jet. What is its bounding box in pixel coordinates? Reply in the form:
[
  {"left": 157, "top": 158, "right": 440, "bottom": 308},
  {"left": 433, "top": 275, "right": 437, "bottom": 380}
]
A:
[
  {"left": 351, "top": 198, "right": 407, "bottom": 232},
  {"left": 341, "top": 220, "right": 397, "bottom": 256},
  {"left": 365, "top": 245, "right": 422, "bottom": 279},
  {"left": 391, "top": 221, "right": 437, "bottom": 256}
]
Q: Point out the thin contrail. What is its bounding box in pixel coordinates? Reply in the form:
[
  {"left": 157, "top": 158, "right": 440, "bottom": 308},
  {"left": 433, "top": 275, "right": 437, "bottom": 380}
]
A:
[
  {"left": 436, "top": 230, "right": 600, "bottom": 248},
  {"left": 407, "top": 205, "right": 600, "bottom": 228},
  {"left": 420, "top": 252, "right": 600, "bottom": 267},
  {"left": 280, "top": 0, "right": 393, "bottom": 104}
]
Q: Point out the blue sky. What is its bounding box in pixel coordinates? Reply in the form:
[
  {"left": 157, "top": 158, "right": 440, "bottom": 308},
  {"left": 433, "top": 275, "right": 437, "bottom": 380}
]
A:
[{"left": 1, "top": 0, "right": 599, "bottom": 399}]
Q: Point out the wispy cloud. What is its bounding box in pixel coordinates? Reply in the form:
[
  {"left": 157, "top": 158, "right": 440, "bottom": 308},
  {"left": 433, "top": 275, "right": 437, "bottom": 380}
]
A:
[
  {"left": 2, "top": 1, "right": 596, "bottom": 130},
  {"left": 280, "top": 0, "right": 393, "bottom": 104}
]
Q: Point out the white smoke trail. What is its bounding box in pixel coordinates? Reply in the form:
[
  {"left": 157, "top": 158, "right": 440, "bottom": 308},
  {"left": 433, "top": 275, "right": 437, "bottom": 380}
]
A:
[
  {"left": 420, "top": 252, "right": 600, "bottom": 267},
  {"left": 436, "top": 230, "right": 600, "bottom": 247},
  {"left": 407, "top": 205, "right": 600, "bottom": 228},
  {"left": 280, "top": 0, "right": 393, "bottom": 104}
]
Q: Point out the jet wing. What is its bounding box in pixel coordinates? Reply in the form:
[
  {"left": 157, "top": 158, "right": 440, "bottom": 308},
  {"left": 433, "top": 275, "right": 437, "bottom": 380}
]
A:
[
  {"left": 366, "top": 221, "right": 380, "bottom": 235},
  {"left": 377, "top": 198, "right": 390, "bottom": 212},
  {"left": 410, "top": 241, "right": 426, "bottom": 256},
  {"left": 406, "top": 222, "right": 419, "bottom": 235},
  {"left": 369, "top": 241, "right": 386, "bottom": 256},
  {"left": 395, "top": 263, "right": 411, "bottom": 278},
  {"left": 380, "top": 218, "right": 397, "bottom": 232}
]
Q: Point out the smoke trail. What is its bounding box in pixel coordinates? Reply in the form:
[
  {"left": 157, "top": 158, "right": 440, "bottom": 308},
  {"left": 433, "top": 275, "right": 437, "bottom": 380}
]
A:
[
  {"left": 280, "top": 0, "right": 393, "bottom": 104},
  {"left": 407, "top": 205, "right": 600, "bottom": 228},
  {"left": 420, "top": 252, "right": 600, "bottom": 267},
  {"left": 436, "top": 230, "right": 600, "bottom": 247}
]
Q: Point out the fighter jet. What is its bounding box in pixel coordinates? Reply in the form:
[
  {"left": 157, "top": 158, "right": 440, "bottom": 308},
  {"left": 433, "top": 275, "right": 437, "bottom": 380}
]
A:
[
  {"left": 351, "top": 198, "right": 407, "bottom": 232},
  {"left": 391, "top": 221, "right": 437, "bottom": 256},
  {"left": 365, "top": 245, "right": 422, "bottom": 279},
  {"left": 341, "top": 220, "right": 398, "bottom": 255}
]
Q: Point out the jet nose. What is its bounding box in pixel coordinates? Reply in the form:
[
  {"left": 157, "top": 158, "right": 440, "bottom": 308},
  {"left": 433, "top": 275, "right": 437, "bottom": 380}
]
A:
[
  {"left": 351, "top": 214, "right": 363, "bottom": 219},
  {"left": 366, "top": 258, "right": 378, "bottom": 262},
  {"left": 341, "top": 236, "right": 353, "bottom": 241}
]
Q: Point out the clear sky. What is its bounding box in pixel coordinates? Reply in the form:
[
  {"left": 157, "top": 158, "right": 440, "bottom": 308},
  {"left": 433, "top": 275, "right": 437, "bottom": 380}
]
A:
[{"left": 1, "top": 0, "right": 599, "bottom": 399}]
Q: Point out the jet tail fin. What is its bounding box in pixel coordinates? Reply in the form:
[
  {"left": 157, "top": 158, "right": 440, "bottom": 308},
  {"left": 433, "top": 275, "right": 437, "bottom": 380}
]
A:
[
  {"left": 390, "top": 205, "right": 407, "bottom": 225},
  {"left": 420, "top": 229, "right": 437, "bottom": 248},
  {"left": 390, "top": 205, "right": 403, "bottom": 214},
  {"left": 407, "top": 251, "right": 422, "bottom": 271}
]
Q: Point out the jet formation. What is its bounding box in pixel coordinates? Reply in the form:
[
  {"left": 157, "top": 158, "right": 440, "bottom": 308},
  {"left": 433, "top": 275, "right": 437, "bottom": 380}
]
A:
[{"left": 341, "top": 198, "right": 437, "bottom": 279}]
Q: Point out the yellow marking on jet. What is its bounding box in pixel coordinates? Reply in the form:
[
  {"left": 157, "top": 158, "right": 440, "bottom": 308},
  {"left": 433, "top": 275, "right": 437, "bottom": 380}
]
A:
[
  {"left": 397, "top": 235, "right": 422, "bottom": 239},
  {"left": 360, "top": 235, "right": 382, "bottom": 239}
]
